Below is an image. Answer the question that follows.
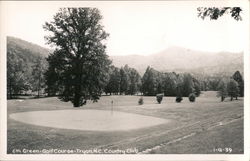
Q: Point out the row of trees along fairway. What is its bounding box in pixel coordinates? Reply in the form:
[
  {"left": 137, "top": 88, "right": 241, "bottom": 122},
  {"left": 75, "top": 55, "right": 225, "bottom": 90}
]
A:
[
  {"left": 105, "top": 65, "right": 243, "bottom": 101},
  {"left": 217, "top": 71, "right": 244, "bottom": 101},
  {"left": 141, "top": 67, "right": 201, "bottom": 97},
  {"left": 7, "top": 8, "right": 244, "bottom": 107},
  {"left": 44, "top": 8, "right": 111, "bottom": 107},
  {"left": 104, "top": 65, "right": 141, "bottom": 95}
]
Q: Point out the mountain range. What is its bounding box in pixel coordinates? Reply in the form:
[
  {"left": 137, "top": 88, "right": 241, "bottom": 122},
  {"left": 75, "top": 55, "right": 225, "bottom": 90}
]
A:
[
  {"left": 7, "top": 36, "right": 51, "bottom": 58},
  {"left": 110, "top": 46, "right": 243, "bottom": 76},
  {"left": 7, "top": 36, "right": 243, "bottom": 77}
]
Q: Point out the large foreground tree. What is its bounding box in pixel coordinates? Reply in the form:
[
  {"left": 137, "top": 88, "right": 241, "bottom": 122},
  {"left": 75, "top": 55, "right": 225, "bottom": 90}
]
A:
[{"left": 44, "top": 8, "right": 111, "bottom": 107}]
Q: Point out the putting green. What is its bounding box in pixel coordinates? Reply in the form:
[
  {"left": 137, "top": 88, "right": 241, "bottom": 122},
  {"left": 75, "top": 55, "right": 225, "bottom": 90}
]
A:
[{"left": 10, "top": 110, "right": 168, "bottom": 131}]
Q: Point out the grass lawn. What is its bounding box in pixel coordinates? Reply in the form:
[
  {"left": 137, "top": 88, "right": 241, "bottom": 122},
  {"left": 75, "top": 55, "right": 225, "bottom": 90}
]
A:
[{"left": 7, "top": 91, "right": 244, "bottom": 154}]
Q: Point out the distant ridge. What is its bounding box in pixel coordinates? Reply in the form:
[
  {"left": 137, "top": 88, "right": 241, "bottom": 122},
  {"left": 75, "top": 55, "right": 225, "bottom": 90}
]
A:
[
  {"left": 7, "top": 36, "right": 243, "bottom": 77},
  {"left": 7, "top": 36, "right": 51, "bottom": 58},
  {"left": 110, "top": 46, "right": 243, "bottom": 76}
]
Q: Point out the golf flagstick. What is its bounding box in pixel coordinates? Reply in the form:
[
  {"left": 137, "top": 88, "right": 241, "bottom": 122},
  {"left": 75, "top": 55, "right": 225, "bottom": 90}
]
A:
[{"left": 111, "top": 100, "right": 113, "bottom": 116}]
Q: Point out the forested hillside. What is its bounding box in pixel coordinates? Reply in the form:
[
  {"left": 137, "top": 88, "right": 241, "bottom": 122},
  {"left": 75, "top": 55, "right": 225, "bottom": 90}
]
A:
[
  {"left": 7, "top": 36, "right": 50, "bottom": 58},
  {"left": 7, "top": 36, "right": 50, "bottom": 98},
  {"left": 7, "top": 37, "right": 244, "bottom": 102}
]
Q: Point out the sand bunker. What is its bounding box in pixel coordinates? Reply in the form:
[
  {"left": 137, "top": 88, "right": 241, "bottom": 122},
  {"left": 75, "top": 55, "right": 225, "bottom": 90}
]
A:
[{"left": 10, "top": 110, "right": 168, "bottom": 131}]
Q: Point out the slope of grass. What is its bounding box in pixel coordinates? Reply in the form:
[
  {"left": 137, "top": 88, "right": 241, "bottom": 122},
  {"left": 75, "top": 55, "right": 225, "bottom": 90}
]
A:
[{"left": 7, "top": 91, "right": 244, "bottom": 154}]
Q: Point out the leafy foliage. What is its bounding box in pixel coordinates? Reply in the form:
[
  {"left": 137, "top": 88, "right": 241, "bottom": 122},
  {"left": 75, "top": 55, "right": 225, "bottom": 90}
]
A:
[
  {"left": 104, "top": 66, "right": 121, "bottom": 95},
  {"left": 141, "top": 67, "right": 201, "bottom": 98},
  {"left": 232, "top": 71, "right": 244, "bottom": 97},
  {"left": 227, "top": 79, "right": 239, "bottom": 101},
  {"left": 138, "top": 97, "right": 144, "bottom": 105},
  {"left": 127, "top": 67, "right": 141, "bottom": 95},
  {"left": 217, "top": 79, "right": 228, "bottom": 102},
  {"left": 104, "top": 64, "right": 141, "bottom": 95},
  {"left": 176, "top": 96, "right": 183, "bottom": 103},
  {"left": 141, "top": 66, "right": 158, "bottom": 96},
  {"left": 119, "top": 66, "right": 130, "bottom": 95},
  {"left": 162, "top": 72, "right": 177, "bottom": 96},
  {"left": 197, "top": 7, "right": 242, "bottom": 21},
  {"left": 188, "top": 93, "right": 196, "bottom": 102},
  {"left": 31, "top": 57, "right": 47, "bottom": 97},
  {"left": 7, "top": 33, "right": 243, "bottom": 105},
  {"left": 156, "top": 93, "right": 164, "bottom": 104},
  {"left": 7, "top": 37, "right": 49, "bottom": 99},
  {"left": 175, "top": 74, "right": 183, "bottom": 103},
  {"left": 182, "top": 74, "right": 195, "bottom": 97},
  {"left": 193, "top": 78, "right": 201, "bottom": 96},
  {"left": 44, "top": 8, "right": 111, "bottom": 107}
]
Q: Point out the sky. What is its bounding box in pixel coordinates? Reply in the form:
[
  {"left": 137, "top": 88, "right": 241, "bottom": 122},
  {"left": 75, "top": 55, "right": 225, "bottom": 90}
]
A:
[{"left": 0, "top": 1, "right": 248, "bottom": 56}]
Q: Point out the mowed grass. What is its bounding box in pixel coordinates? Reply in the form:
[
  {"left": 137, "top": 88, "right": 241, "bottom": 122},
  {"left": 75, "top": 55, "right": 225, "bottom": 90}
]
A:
[{"left": 7, "top": 91, "right": 244, "bottom": 154}]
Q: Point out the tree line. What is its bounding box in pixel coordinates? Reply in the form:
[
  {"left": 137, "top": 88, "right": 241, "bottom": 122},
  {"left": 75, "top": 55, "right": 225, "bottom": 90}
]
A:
[
  {"left": 7, "top": 41, "right": 47, "bottom": 99},
  {"left": 103, "top": 65, "right": 243, "bottom": 101},
  {"left": 217, "top": 71, "right": 244, "bottom": 101},
  {"left": 7, "top": 50, "right": 243, "bottom": 102},
  {"left": 7, "top": 8, "right": 244, "bottom": 107}
]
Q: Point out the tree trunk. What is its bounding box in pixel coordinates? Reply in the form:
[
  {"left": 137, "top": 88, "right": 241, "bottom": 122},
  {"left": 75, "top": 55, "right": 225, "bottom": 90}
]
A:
[
  {"left": 221, "top": 96, "right": 224, "bottom": 102},
  {"left": 8, "top": 78, "right": 12, "bottom": 99},
  {"left": 37, "top": 73, "right": 41, "bottom": 98},
  {"left": 73, "top": 89, "right": 81, "bottom": 107},
  {"left": 73, "top": 75, "right": 81, "bottom": 107},
  {"left": 231, "top": 96, "right": 233, "bottom": 101},
  {"left": 73, "top": 63, "right": 82, "bottom": 108}
]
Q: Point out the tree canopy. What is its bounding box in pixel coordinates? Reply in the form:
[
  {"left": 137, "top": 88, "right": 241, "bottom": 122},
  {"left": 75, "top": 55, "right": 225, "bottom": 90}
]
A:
[
  {"left": 227, "top": 79, "right": 239, "bottom": 101},
  {"left": 44, "top": 8, "right": 111, "bottom": 107},
  {"left": 7, "top": 37, "right": 49, "bottom": 99},
  {"left": 232, "top": 71, "right": 244, "bottom": 97},
  {"left": 197, "top": 7, "right": 242, "bottom": 21}
]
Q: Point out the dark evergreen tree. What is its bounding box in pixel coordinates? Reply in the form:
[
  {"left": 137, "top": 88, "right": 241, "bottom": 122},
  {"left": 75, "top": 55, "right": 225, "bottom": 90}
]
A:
[
  {"left": 141, "top": 66, "right": 157, "bottom": 96},
  {"left": 217, "top": 79, "right": 228, "bottom": 102},
  {"left": 188, "top": 93, "right": 196, "bottom": 102},
  {"left": 44, "top": 8, "right": 111, "bottom": 107},
  {"left": 156, "top": 72, "right": 164, "bottom": 94},
  {"left": 182, "top": 74, "right": 194, "bottom": 97},
  {"left": 175, "top": 74, "right": 183, "bottom": 103},
  {"left": 227, "top": 79, "right": 239, "bottom": 101},
  {"left": 162, "top": 72, "right": 177, "bottom": 96},
  {"left": 156, "top": 93, "right": 164, "bottom": 104},
  {"left": 193, "top": 78, "right": 201, "bottom": 96},
  {"left": 232, "top": 71, "right": 244, "bottom": 97}
]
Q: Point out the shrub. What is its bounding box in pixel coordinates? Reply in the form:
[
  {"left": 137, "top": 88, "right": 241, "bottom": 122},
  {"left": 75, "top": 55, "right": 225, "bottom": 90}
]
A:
[
  {"left": 221, "top": 96, "right": 225, "bottom": 102},
  {"left": 176, "top": 96, "right": 183, "bottom": 103},
  {"left": 188, "top": 93, "right": 196, "bottom": 102},
  {"left": 156, "top": 93, "right": 164, "bottom": 104},
  {"left": 138, "top": 97, "right": 144, "bottom": 105}
]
